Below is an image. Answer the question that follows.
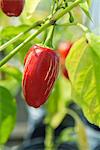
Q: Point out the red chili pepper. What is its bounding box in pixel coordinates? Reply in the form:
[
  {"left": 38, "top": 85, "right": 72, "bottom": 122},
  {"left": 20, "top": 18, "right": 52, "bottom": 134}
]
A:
[
  {"left": 1, "top": 0, "right": 25, "bottom": 17},
  {"left": 22, "top": 45, "right": 59, "bottom": 108},
  {"left": 58, "top": 41, "right": 72, "bottom": 79},
  {"left": 58, "top": 41, "right": 72, "bottom": 59}
]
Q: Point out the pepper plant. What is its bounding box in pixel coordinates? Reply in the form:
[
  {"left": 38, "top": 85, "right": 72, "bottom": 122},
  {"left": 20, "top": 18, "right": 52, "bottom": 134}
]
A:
[{"left": 0, "top": 0, "right": 100, "bottom": 149}]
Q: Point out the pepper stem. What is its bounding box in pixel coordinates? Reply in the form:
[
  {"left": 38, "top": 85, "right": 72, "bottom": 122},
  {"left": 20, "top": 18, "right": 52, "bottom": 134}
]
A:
[{"left": 44, "top": 25, "right": 55, "bottom": 48}]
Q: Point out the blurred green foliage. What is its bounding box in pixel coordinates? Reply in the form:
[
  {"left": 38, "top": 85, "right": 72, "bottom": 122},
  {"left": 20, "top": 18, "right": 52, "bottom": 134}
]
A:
[{"left": 0, "top": 0, "right": 99, "bottom": 149}]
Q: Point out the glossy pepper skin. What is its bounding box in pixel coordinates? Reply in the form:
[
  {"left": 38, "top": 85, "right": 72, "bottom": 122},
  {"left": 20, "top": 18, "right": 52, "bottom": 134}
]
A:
[
  {"left": 58, "top": 41, "right": 72, "bottom": 78},
  {"left": 1, "top": 0, "right": 25, "bottom": 17},
  {"left": 22, "top": 45, "right": 59, "bottom": 108}
]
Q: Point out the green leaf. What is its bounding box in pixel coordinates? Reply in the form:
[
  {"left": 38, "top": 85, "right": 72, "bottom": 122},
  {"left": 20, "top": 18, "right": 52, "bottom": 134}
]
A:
[
  {"left": 86, "top": 33, "right": 100, "bottom": 58},
  {"left": 0, "top": 11, "right": 10, "bottom": 27},
  {"left": 25, "top": 0, "right": 41, "bottom": 15},
  {"left": 0, "top": 78, "right": 20, "bottom": 97},
  {"left": 0, "top": 86, "right": 17, "bottom": 144},
  {"left": 0, "top": 65, "right": 22, "bottom": 96},
  {"left": 86, "top": 0, "right": 91, "bottom": 6},
  {"left": 80, "top": 1, "right": 91, "bottom": 20},
  {"left": 1, "top": 25, "right": 29, "bottom": 39},
  {"left": 20, "top": 0, "right": 41, "bottom": 25},
  {"left": 87, "top": 34, "right": 100, "bottom": 101},
  {"left": 66, "top": 34, "right": 100, "bottom": 126},
  {"left": 0, "top": 65, "right": 22, "bottom": 83}
]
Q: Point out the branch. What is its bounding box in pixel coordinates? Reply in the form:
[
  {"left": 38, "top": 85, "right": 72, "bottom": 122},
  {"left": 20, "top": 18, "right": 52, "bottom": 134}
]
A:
[
  {"left": 0, "top": 21, "right": 43, "bottom": 52},
  {"left": 0, "top": 0, "right": 81, "bottom": 67}
]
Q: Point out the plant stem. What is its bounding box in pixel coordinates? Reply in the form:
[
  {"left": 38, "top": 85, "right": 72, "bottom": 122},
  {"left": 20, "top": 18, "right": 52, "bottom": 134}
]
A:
[
  {"left": 0, "top": 22, "right": 50, "bottom": 67},
  {"left": 45, "top": 125, "right": 54, "bottom": 150},
  {"left": 0, "top": 0, "right": 81, "bottom": 67},
  {"left": 56, "top": 22, "right": 77, "bottom": 27},
  {"left": 77, "top": 23, "right": 89, "bottom": 32},
  {"left": 0, "top": 21, "right": 43, "bottom": 52},
  {"left": 44, "top": 25, "right": 55, "bottom": 48},
  {"left": 52, "top": 0, "right": 81, "bottom": 21},
  {"left": 66, "top": 109, "right": 89, "bottom": 150}
]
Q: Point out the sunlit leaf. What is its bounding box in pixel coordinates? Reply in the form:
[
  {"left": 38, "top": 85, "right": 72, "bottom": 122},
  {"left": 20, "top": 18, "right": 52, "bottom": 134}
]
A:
[
  {"left": 66, "top": 33, "right": 100, "bottom": 126},
  {"left": 86, "top": 33, "right": 100, "bottom": 58}
]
